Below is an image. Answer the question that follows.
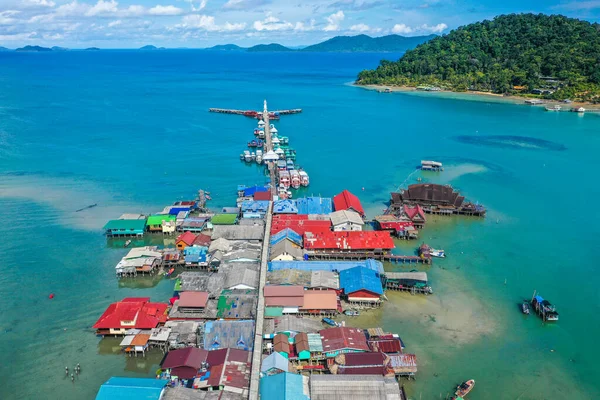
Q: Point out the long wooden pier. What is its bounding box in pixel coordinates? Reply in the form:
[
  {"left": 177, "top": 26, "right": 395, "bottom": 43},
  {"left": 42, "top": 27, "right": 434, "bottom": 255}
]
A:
[
  {"left": 307, "top": 252, "right": 432, "bottom": 264},
  {"left": 209, "top": 107, "right": 302, "bottom": 116}
]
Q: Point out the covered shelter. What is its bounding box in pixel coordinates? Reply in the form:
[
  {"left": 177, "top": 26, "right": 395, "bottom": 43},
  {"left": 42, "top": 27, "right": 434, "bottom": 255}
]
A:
[{"left": 95, "top": 377, "right": 166, "bottom": 400}]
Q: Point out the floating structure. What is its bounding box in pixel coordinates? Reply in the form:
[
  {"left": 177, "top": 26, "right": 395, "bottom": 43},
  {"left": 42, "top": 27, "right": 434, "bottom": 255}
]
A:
[
  {"left": 390, "top": 184, "right": 486, "bottom": 217},
  {"left": 531, "top": 294, "right": 559, "bottom": 321},
  {"left": 420, "top": 160, "right": 443, "bottom": 171},
  {"left": 384, "top": 272, "right": 432, "bottom": 294}
]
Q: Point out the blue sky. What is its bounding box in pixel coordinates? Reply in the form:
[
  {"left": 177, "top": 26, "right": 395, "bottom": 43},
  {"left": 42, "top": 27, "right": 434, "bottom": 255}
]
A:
[{"left": 1, "top": 0, "right": 599, "bottom": 48}]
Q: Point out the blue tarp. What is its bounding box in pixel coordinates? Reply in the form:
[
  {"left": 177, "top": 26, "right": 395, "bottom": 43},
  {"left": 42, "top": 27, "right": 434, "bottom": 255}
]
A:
[
  {"left": 273, "top": 199, "right": 298, "bottom": 214},
  {"left": 269, "top": 259, "right": 384, "bottom": 274},
  {"left": 259, "top": 373, "right": 309, "bottom": 400},
  {"left": 243, "top": 185, "right": 269, "bottom": 196},
  {"left": 270, "top": 228, "right": 303, "bottom": 247},
  {"left": 534, "top": 295, "right": 544, "bottom": 303},
  {"left": 95, "top": 377, "right": 166, "bottom": 400},
  {"left": 296, "top": 197, "right": 332, "bottom": 215},
  {"left": 240, "top": 200, "right": 269, "bottom": 213},
  {"left": 169, "top": 207, "right": 191, "bottom": 216},
  {"left": 339, "top": 266, "right": 384, "bottom": 295}
]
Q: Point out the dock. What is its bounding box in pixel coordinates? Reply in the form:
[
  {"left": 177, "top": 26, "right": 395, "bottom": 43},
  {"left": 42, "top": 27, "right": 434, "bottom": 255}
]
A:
[
  {"left": 306, "top": 252, "right": 432, "bottom": 264},
  {"left": 209, "top": 107, "right": 302, "bottom": 118}
]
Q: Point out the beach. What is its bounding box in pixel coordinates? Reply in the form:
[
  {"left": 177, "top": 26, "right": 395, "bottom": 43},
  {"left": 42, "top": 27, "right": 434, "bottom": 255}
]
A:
[{"left": 356, "top": 83, "right": 600, "bottom": 110}]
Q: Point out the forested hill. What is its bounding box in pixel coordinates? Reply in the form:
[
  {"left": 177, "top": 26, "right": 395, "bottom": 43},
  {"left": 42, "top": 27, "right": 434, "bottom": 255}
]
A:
[{"left": 356, "top": 14, "right": 600, "bottom": 102}]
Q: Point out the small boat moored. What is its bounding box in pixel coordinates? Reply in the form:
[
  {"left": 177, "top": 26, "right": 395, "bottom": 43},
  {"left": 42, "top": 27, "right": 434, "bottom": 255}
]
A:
[
  {"left": 521, "top": 301, "right": 530, "bottom": 315},
  {"left": 430, "top": 248, "right": 446, "bottom": 258},
  {"left": 531, "top": 294, "right": 559, "bottom": 321},
  {"left": 322, "top": 317, "right": 338, "bottom": 327},
  {"left": 455, "top": 379, "right": 475, "bottom": 398},
  {"left": 343, "top": 310, "right": 360, "bottom": 316},
  {"left": 545, "top": 105, "right": 561, "bottom": 111},
  {"left": 124, "top": 240, "right": 132, "bottom": 248}
]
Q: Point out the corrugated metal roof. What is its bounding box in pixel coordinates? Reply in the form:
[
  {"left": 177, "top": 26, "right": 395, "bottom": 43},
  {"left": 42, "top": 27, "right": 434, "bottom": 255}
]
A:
[
  {"left": 319, "top": 327, "right": 369, "bottom": 353},
  {"left": 307, "top": 333, "right": 323, "bottom": 352},
  {"left": 269, "top": 259, "right": 384, "bottom": 274},
  {"left": 178, "top": 291, "right": 209, "bottom": 308},
  {"left": 103, "top": 219, "right": 146, "bottom": 231},
  {"left": 384, "top": 272, "right": 428, "bottom": 283},
  {"left": 259, "top": 373, "right": 309, "bottom": 400},
  {"left": 146, "top": 215, "right": 176, "bottom": 226},
  {"left": 333, "top": 190, "right": 365, "bottom": 216},
  {"left": 310, "top": 271, "right": 339, "bottom": 289},
  {"left": 329, "top": 210, "right": 364, "bottom": 227},
  {"left": 261, "top": 351, "right": 289, "bottom": 373},
  {"left": 296, "top": 197, "right": 333, "bottom": 215},
  {"left": 301, "top": 290, "right": 337, "bottom": 310},
  {"left": 339, "top": 267, "right": 384, "bottom": 296},
  {"left": 264, "top": 285, "right": 305, "bottom": 297},
  {"left": 95, "top": 377, "right": 166, "bottom": 400},
  {"left": 304, "top": 231, "right": 395, "bottom": 251},
  {"left": 368, "top": 338, "right": 402, "bottom": 353},
  {"left": 309, "top": 374, "right": 401, "bottom": 400}
]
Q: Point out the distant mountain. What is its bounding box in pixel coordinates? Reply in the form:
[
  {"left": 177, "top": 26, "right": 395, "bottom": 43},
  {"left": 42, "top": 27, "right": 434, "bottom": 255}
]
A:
[
  {"left": 51, "top": 46, "right": 68, "bottom": 51},
  {"left": 16, "top": 45, "right": 52, "bottom": 52},
  {"left": 209, "top": 44, "right": 244, "bottom": 51},
  {"left": 0, "top": 46, "right": 9, "bottom": 51},
  {"left": 247, "top": 43, "right": 292, "bottom": 52},
  {"left": 139, "top": 45, "right": 165, "bottom": 50},
  {"left": 302, "top": 34, "right": 436, "bottom": 52},
  {"left": 85, "top": 47, "right": 101, "bottom": 51}
]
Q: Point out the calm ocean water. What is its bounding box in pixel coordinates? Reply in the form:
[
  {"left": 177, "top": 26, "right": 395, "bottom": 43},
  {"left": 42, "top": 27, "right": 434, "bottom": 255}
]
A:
[{"left": 0, "top": 50, "right": 599, "bottom": 399}]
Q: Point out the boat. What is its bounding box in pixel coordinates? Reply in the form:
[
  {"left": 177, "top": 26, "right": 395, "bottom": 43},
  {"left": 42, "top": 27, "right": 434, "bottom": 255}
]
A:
[
  {"left": 322, "top": 317, "right": 337, "bottom": 327},
  {"left": 545, "top": 105, "right": 561, "bottom": 111},
  {"left": 343, "top": 310, "right": 359, "bottom": 316},
  {"left": 279, "top": 170, "right": 291, "bottom": 188},
  {"left": 276, "top": 160, "right": 287, "bottom": 171},
  {"left": 521, "top": 301, "right": 530, "bottom": 315},
  {"left": 279, "top": 136, "right": 289, "bottom": 145},
  {"left": 243, "top": 150, "right": 252, "bottom": 162},
  {"left": 572, "top": 107, "right": 585, "bottom": 113},
  {"left": 248, "top": 139, "right": 259, "bottom": 147},
  {"left": 256, "top": 149, "right": 263, "bottom": 164},
  {"left": 254, "top": 128, "right": 262, "bottom": 136},
  {"left": 124, "top": 240, "right": 131, "bottom": 248},
  {"left": 250, "top": 151, "right": 256, "bottom": 161},
  {"left": 286, "top": 190, "right": 293, "bottom": 199},
  {"left": 531, "top": 294, "right": 559, "bottom": 321},
  {"left": 299, "top": 170, "right": 309, "bottom": 187},
  {"left": 455, "top": 380, "right": 475, "bottom": 397},
  {"left": 277, "top": 184, "right": 289, "bottom": 199},
  {"left": 164, "top": 267, "right": 175, "bottom": 277},
  {"left": 290, "top": 170, "right": 301, "bottom": 189},
  {"left": 286, "top": 160, "right": 295, "bottom": 170},
  {"left": 240, "top": 153, "right": 245, "bottom": 160},
  {"left": 75, "top": 203, "right": 98, "bottom": 212},
  {"left": 429, "top": 248, "right": 446, "bottom": 258},
  {"left": 421, "top": 160, "right": 443, "bottom": 171}
]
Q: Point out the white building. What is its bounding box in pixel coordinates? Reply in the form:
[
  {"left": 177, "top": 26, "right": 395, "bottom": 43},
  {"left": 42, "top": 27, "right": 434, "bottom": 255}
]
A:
[{"left": 329, "top": 210, "right": 364, "bottom": 231}]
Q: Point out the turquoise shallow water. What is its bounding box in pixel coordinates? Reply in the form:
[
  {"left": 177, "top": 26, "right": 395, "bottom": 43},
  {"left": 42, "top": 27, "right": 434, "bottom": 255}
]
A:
[{"left": 0, "top": 50, "right": 599, "bottom": 399}]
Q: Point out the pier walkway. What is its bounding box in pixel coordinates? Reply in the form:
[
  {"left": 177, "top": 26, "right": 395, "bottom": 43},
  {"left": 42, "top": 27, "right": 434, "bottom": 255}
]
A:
[
  {"left": 307, "top": 252, "right": 432, "bottom": 264},
  {"left": 248, "top": 202, "right": 272, "bottom": 400}
]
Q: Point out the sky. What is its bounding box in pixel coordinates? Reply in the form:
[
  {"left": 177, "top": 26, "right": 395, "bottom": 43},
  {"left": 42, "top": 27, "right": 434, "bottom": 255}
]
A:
[{"left": 1, "top": 0, "right": 600, "bottom": 48}]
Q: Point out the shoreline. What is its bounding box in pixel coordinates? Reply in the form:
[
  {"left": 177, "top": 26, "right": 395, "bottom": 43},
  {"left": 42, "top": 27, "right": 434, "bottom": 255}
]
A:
[{"left": 355, "top": 83, "right": 600, "bottom": 110}]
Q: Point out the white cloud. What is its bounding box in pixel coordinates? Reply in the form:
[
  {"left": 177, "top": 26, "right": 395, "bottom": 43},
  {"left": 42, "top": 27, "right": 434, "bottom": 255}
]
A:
[
  {"left": 55, "top": 1, "right": 91, "bottom": 17},
  {"left": 23, "top": 0, "right": 56, "bottom": 7},
  {"left": 350, "top": 23, "right": 370, "bottom": 32},
  {"left": 421, "top": 23, "right": 447, "bottom": 33},
  {"left": 0, "top": 10, "right": 20, "bottom": 25},
  {"left": 294, "top": 19, "right": 315, "bottom": 32},
  {"left": 392, "top": 23, "right": 413, "bottom": 34},
  {"left": 108, "top": 19, "right": 122, "bottom": 27},
  {"left": 324, "top": 10, "right": 344, "bottom": 31},
  {"left": 253, "top": 14, "right": 293, "bottom": 31},
  {"left": 185, "top": 0, "right": 207, "bottom": 11},
  {"left": 223, "top": 0, "right": 268, "bottom": 10},
  {"left": 148, "top": 5, "right": 183, "bottom": 15},
  {"left": 0, "top": 32, "right": 38, "bottom": 41},
  {"left": 177, "top": 14, "right": 246, "bottom": 31},
  {"left": 392, "top": 22, "right": 447, "bottom": 34},
  {"left": 85, "top": 0, "right": 118, "bottom": 16}
]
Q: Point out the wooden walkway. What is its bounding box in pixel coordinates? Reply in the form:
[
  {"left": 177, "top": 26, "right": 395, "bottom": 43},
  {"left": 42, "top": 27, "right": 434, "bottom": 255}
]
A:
[{"left": 307, "top": 252, "right": 432, "bottom": 265}]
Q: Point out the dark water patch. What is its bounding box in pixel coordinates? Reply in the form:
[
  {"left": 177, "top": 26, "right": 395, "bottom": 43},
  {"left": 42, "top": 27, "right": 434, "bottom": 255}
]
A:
[{"left": 453, "top": 135, "right": 567, "bottom": 151}]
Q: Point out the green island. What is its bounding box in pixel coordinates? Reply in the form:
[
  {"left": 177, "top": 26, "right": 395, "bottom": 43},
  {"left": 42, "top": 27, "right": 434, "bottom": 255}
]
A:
[{"left": 356, "top": 14, "right": 600, "bottom": 103}]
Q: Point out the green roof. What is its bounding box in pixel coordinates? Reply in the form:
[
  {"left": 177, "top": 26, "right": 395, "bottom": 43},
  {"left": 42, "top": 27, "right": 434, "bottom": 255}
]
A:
[
  {"left": 103, "top": 219, "right": 146, "bottom": 231},
  {"left": 211, "top": 213, "right": 238, "bottom": 225},
  {"left": 174, "top": 278, "right": 182, "bottom": 292},
  {"left": 265, "top": 307, "right": 284, "bottom": 317},
  {"left": 146, "top": 214, "right": 176, "bottom": 226}
]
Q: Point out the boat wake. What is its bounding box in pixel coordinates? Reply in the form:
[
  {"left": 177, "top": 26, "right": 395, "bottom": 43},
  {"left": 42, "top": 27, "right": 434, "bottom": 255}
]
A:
[{"left": 452, "top": 135, "right": 566, "bottom": 151}]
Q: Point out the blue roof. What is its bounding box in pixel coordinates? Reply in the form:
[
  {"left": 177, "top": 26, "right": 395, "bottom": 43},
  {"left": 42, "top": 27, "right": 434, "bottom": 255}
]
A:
[
  {"left": 244, "top": 185, "right": 269, "bottom": 196},
  {"left": 270, "top": 228, "right": 303, "bottom": 247},
  {"left": 184, "top": 246, "right": 207, "bottom": 255},
  {"left": 259, "top": 373, "right": 308, "bottom": 400},
  {"left": 273, "top": 199, "right": 298, "bottom": 214},
  {"left": 261, "top": 351, "right": 289, "bottom": 373},
  {"left": 269, "top": 259, "right": 384, "bottom": 274},
  {"left": 95, "top": 377, "right": 166, "bottom": 400},
  {"left": 339, "top": 266, "right": 383, "bottom": 295},
  {"left": 169, "top": 207, "right": 191, "bottom": 216},
  {"left": 241, "top": 200, "right": 270, "bottom": 213},
  {"left": 296, "top": 197, "right": 332, "bottom": 215}
]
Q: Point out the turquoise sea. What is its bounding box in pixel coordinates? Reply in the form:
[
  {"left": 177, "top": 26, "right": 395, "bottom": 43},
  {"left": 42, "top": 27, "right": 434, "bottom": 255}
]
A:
[{"left": 0, "top": 50, "right": 599, "bottom": 399}]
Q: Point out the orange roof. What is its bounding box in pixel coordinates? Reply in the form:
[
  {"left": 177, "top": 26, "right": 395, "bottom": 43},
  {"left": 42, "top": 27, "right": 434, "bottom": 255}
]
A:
[
  {"left": 177, "top": 231, "right": 197, "bottom": 246},
  {"left": 178, "top": 291, "right": 209, "bottom": 308},
  {"left": 130, "top": 334, "right": 150, "bottom": 346},
  {"left": 301, "top": 290, "right": 337, "bottom": 310}
]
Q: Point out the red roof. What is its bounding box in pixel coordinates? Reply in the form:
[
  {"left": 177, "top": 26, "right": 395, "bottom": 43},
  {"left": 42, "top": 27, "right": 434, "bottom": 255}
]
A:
[
  {"left": 178, "top": 291, "right": 209, "bottom": 308},
  {"left": 161, "top": 347, "right": 209, "bottom": 379},
  {"left": 333, "top": 190, "right": 365, "bottom": 217},
  {"left": 192, "top": 233, "right": 212, "bottom": 247},
  {"left": 177, "top": 231, "right": 197, "bottom": 246},
  {"left": 92, "top": 298, "right": 168, "bottom": 330},
  {"left": 304, "top": 231, "right": 395, "bottom": 250},
  {"left": 320, "top": 327, "right": 369, "bottom": 353},
  {"left": 403, "top": 204, "right": 426, "bottom": 221},
  {"left": 265, "top": 296, "right": 304, "bottom": 307},
  {"left": 207, "top": 348, "right": 251, "bottom": 389},
  {"left": 264, "top": 285, "right": 305, "bottom": 297},
  {"left": 368, "top": 338, "right": 403, "bottom": 353},
  {"left": 270, "top": 215, "right": 331, "bottom": 235},
  {"left": 342, "top": 352, "right": 387, "bottom": 366},
  {"left": 254, "top": 191, "right": 272, "bottom": 201}
]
